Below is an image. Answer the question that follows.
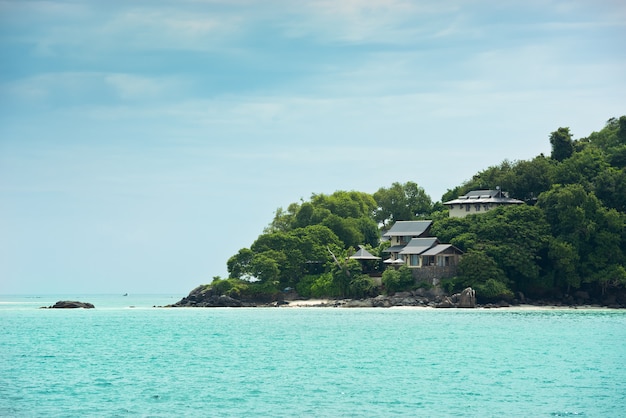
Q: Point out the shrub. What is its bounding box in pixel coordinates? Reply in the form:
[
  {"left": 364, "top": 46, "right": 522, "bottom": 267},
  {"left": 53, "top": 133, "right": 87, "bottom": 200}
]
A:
[{"left": 381, "top": 266, "right": 414, "bottom": 294}]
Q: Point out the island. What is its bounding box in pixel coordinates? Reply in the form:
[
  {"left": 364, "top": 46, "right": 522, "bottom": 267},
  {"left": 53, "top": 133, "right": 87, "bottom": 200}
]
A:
[{"left": 172, "top": 117, "right": 626, "bottom": 309}]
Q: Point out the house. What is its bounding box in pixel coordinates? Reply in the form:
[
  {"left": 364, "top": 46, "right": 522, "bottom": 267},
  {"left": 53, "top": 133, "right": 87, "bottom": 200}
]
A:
[
  {"left": 443, "top": 189, "right": 524, "bottom": 218},
  {"left": 382, "top": 220, "right": 432, "bottom": 261},
  {"left": 381, "top": 220, "right": 462, "bottom": 270},
  {"left": 399, "top": 237, "right": 439, "bottom": 267}
]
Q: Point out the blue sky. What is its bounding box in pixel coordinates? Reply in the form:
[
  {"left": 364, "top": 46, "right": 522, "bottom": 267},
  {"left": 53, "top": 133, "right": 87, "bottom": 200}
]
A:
[{"left": 1, "top": 0, "right": 625, "bottom": 294}]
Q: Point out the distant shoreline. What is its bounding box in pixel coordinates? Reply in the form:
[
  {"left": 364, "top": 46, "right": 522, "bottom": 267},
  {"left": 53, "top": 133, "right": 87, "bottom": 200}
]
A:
[{"left": 279, "top": 299, "right": 623, "bottom": 310}]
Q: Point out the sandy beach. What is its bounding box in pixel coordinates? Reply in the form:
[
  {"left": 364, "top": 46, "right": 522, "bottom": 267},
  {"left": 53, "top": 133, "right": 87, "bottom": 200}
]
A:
[{"left": 282, "top": 299, "right": 619, "bottom": 310}]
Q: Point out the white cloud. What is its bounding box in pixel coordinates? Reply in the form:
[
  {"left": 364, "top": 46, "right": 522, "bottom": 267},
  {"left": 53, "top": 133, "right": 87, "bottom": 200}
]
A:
[
  {"left": 1, "top": 72, "right": 189, "bottom": 104},
  {"left": 281, "top": 0, "right": 461, "bottom": 43},
  {"left": 100, "top": 9, "right": 241, "bottom": 51}
]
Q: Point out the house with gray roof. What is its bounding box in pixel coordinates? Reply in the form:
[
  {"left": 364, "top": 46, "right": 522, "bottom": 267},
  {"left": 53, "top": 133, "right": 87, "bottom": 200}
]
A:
[
  {"left": 381, "top": 221, "right": 462, "bottom": 278},
  {"left": 443, "top": 189, "right": 523, "bottom": 218}
]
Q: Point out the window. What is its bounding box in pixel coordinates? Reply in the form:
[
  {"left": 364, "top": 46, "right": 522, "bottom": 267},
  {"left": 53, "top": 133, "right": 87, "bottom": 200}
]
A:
[
  {"left": 465, "top": 204, "right": 470, "bottom": 212},
  {"left": 410, "top": 254, "right": 419, "bottom": 266},
  {"left": 475, "top": 204, "right": 481, "bottom": 211}
]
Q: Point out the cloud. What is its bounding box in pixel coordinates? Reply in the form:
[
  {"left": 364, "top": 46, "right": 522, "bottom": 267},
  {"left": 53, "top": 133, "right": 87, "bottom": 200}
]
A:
[
  {"left": 281, "top": 0, "right": 461, "bottom": 43},
  {"left": 99, "top": 8, "right": 241, "bottom": 51},
  {"left": 1, "top": 72, "right": 189, "bottom": 106}
]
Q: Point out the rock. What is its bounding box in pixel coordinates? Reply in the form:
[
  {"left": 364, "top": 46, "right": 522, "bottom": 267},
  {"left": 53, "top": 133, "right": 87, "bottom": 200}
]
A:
[
  {"left": 203, "top": 295, "right": 243, "bottom": 307},
  {"left": 424, "top": 287, "right": 446, "bottom": 299},
  {"left": 435, "top": 297, "right": 454, "bottom": 308},
  {"left": 371, "top": 295, "right": 392, "bottom": 308},
  {"left": 344, "top": 299, "right": 374, "bottom": 308},
  {"left": 48, "top": 300, "right": 95, "bottom": 309},
  {"left": 458, "top": 287, "right": 476, "bottom": 308}
]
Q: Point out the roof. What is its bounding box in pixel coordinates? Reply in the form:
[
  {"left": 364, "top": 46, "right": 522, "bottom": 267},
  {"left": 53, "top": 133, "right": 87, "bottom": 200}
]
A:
[
  {"left": 443, "top": 189, "right": 524, "bottom": 206},
  {"left": 399, "top": 237, "right": 439, "bottom": 255},
  {"left": 383, "top": 220, "right": 433, "bottom": 238},
  {"left": 350, "top": 246, "right": 381, "bottom": 260},
  {"left": 420, "top": 244, "right": 463, "bottom": 256},
  {"left": 383, "top": 245, "right": 408, "bottom": 253}
]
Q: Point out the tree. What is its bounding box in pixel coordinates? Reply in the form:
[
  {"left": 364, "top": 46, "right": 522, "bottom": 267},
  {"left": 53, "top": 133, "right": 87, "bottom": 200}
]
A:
[
  {"left": 373, "top": 182, "right": 432, "bottom": 226},
  {"left": 381, "top": 265, "right": 414, "bottom": 294},
  {"left": 227, "top": 248, "right": 254, "bottom": 279},
  {"left": 552, "top": 146, "right": 608, "bottom": 190},
  {"left": 506, "top": 156, "right": 555, "bottom": 202},
  {"left": 550, "top": 127, "right": 574, "bottom": 162},
  {"left": 330, "top": 257, "right": 362, "bottom": 298},
  {"left": 348, "top": 274, "right": 378, "bottom": 298},
  {"left": 457, "top": 251, "right": 513, "bottom": 300},
  {"left": 538, "top": 184, "right": 626, "bottom": 293},
  {"left": 618, "top": 116, "right": 626, "bottom": 144}
]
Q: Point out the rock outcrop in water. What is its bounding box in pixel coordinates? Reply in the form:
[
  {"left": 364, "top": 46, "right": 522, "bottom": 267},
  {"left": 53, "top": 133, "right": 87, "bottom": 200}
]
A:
[{"left": 46, "top": 300, "right": 95, "bottom": 309}]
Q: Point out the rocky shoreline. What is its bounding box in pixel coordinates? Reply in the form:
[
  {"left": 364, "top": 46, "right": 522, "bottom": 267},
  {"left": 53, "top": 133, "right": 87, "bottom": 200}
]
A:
[{"left": 167, "top": 286, "right": 626, "bottom": 309}]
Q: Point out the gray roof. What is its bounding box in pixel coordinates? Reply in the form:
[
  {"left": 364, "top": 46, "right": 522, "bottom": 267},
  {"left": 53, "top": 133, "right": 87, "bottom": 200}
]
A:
[
  {"left": 383, "top": 220, "right": 433, "bottom": 238},
  {"left": 383, "top": 245, "right": 408, "bottom": 253},
  {"left": 443, "top": 189, "right": 524, "bottom": 206},
  {"left": 350, "top": 246, "right": 381, "bottom": 260},
  {"left": 420, "top": 244, "right": 463, "bottom": 256},
  {"left": 399, "top": 237, "right": 439, "bottom": 255}
]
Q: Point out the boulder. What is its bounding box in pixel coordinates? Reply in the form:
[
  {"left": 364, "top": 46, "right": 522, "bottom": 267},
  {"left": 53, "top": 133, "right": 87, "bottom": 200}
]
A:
[
  {"left": 202, "top": 295, "right": 243, "bottom": 307},
  {"left": 435, "top": 297, "right": 454, "bottom": 308},
  {"left": 48, "top": 300, "right": 95, "bottom": 309},
  {"left": 458, "top": 287, "right": 476, "bottom": 308},
  {"left": 345, "top": 299, "right": 374, "bottom": 308},
  {"left": 371, "top": 295, "right": 392, "bottom": 308}
]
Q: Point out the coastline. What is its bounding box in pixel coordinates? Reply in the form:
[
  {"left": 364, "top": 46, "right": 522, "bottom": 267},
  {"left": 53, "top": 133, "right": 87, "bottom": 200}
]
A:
[{"left": 279, "top": 299, "right": 621, "bottom": 310}]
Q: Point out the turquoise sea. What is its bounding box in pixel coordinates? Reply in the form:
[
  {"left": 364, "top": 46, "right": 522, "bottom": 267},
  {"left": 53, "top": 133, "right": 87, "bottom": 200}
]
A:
[{"left": 1, "top": 295, "right": 625, "bottom": 417}]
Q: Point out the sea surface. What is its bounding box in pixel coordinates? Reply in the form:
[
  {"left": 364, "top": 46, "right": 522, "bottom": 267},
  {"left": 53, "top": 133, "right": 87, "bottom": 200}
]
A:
[{"left": 1, "top": 294, "right": 625, "bottom": 417}]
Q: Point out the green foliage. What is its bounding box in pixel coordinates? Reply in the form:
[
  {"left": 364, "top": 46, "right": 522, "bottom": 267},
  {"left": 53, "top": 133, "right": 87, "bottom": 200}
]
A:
[
  {"left": 550, "top": 127, "right": 574, "bottom": 162},
  {"left": 330, "top": 257, "right": 363, "bottom": 298},
  {"left": 295, "top": 275, "right": 318, "bottom": 299},
  {"left": 457, "top": 251, "right": 514, "bottom": 301},
  {"left": 475, "top": 279, "right": 515, "bottom": 301},
  {"left": 348, "top": 274, "right": 378, "bottom": 299},
  {"left": 207, "top": 278, "right": 250, "bottom": 299},
  {"left": 309, "top": 273, "right": 342, "bottom": 298},
  {"left": 381, "top": 265, "right": 414, "bottom": 294},
  {"left": 373, "top": 181, "right": 433, "bottom": 226},
  {"left": 433, "top": 205, "right": 551, "bottom": 293}
]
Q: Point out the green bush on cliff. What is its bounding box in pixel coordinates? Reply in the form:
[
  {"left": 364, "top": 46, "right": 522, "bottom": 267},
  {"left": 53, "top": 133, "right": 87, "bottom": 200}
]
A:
[{"left": 381, "top": 265, "right": 414, "bottom": 295}]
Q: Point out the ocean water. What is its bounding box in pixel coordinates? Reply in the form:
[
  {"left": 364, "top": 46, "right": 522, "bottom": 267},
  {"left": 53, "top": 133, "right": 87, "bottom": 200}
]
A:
[{"left": 1, "top": 295, "right": 625, "bottom": 417}]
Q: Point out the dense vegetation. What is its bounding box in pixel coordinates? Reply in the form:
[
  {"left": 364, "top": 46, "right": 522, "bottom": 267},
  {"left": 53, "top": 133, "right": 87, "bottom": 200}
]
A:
[{"left": 208, "top": 116, "right": 626, "bottom": 303}]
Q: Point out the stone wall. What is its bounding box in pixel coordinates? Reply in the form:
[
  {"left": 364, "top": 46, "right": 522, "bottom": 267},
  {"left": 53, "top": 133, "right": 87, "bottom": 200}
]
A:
[{"left": 411, "top": 265, "right": 458, "bottom": 286}]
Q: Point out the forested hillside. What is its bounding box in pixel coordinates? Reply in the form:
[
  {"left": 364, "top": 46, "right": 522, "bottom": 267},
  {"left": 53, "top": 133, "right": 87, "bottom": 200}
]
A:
[{"left": 211, "top": 116, "right": 626, "bottom": 303}]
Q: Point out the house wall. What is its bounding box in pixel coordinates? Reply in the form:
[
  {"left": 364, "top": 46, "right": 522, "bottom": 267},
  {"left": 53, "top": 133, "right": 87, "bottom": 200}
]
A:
[
  {"left": 448, "top": 203, "right": 502, "bottom": 218},
  {"left": 407, "top": 254, "right": 421, "bottom": 267}
]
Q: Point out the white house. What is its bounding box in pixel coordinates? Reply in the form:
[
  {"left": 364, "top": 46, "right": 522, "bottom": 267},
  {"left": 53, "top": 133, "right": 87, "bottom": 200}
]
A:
[{"left": 443, "top": 189, "right": 524, "bottom": 218}]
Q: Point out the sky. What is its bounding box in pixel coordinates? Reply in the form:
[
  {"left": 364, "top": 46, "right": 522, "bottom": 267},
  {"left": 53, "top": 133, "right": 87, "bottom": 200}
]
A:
[{"left": 1, "top": 0, "right": 625, "bottom": 295}]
